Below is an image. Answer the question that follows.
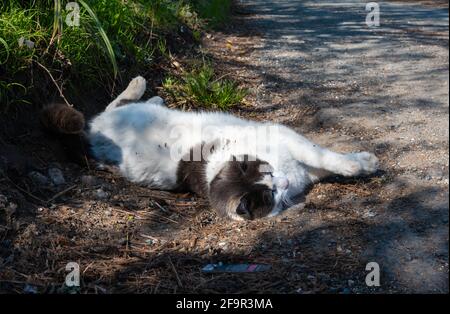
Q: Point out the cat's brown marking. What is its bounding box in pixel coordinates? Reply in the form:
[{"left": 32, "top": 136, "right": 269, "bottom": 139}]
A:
[
  {"left": 176, "top": 140, "right": 219, "bottom": 196},
  {"left": 40, "top": 103, "right": 85, "bottom": 135},
  {"left": 209, "top": 156, "right": 274, "bottom": 220}
]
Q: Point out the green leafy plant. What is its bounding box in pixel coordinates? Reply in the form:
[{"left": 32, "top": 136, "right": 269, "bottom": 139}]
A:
[
  {"left": 0, "top": 0, "right": 234, "bottom": 109},
  {"left": 163, "top": 65, "right": 247, "bottom": 110}
]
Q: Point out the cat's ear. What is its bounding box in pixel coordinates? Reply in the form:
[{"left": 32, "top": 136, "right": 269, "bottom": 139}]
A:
[{"left": 236, "top": 195, "right": 251, "bottom": 218}]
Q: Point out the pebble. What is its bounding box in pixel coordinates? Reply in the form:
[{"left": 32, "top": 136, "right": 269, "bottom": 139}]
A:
[
  {"left": 28, "top": 171, "right": 49, "bottom": 185},
  {"left": 48, "top": 168, "right": 65, "bottom": 185},
  {"left": 81, "top": 175, "right": 98, "bottom": 187},
  {"left": 95, "top": 188, "right": 109, "bottom": 200}
]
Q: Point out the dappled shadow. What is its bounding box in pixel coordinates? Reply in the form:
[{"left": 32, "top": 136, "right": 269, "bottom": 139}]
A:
[
  {"left": 103, "top": 186, "right": 448, "bottom": 293},
  {"left": 209, "top": 0, "right": 449, "bottom": 132}
]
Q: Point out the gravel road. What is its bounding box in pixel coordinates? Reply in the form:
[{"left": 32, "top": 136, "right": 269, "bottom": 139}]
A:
[{"left": 232, "top": 0, "right": 449, "bottom": 292}]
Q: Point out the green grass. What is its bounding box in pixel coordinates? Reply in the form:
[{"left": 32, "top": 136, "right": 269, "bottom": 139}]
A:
[
  {"left": 0, "top": 0, "right": 234, "bottom": 111},
  {"left": 163, "top": 65, "right": 247, "bottom": 110}
]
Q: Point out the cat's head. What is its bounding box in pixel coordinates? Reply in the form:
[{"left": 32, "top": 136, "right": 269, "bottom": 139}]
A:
[{"left": 209, "top": 155, "right": 290, "bottom": 221}]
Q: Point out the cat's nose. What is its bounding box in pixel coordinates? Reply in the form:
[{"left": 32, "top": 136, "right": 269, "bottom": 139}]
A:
[{"left": 274, "top": 177, "right": 289, "bottom": 190}]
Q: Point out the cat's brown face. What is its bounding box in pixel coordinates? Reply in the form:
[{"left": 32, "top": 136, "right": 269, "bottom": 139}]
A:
[{"left": 209, "top": 156, "right": 287, "bottom": 220}]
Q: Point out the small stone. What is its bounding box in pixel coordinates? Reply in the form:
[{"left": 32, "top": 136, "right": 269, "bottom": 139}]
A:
[
  {"left": 95, "top": 188, "right": 109, "bottom": 200},
  {"left": 81, "top": 175, "right": 98, "bottom": 187},
  {"left": 119, "top": 238, "right": 128, "bottom": 245},
  {"left": 0, "top": 194, "right": 7, "bottom": 208},
  {"left": 48, "top": 168, "right": 65, "bottom": 185},
  {"left": 28, "top": 171, "right": 49, "bottom": 185}
]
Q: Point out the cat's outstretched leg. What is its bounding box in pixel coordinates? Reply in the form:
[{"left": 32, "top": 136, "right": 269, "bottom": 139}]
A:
[
  {"left": 278, "top": 125, "right": 378, "bottom": 180},
  {"left": 105, "top": 76, "right": 147, "bottom": 112}
]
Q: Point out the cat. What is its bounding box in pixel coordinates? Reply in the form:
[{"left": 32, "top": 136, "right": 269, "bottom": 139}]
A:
[{"left": 41, "top": 76, "right": 379, "bottom": 221}]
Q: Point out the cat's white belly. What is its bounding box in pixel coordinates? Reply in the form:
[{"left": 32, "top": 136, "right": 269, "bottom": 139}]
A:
[
  {"left": 277, "top": 155, "right": 311, "bottom": 199},
  {"left": 119, "top": 144, "right": 178, "bottom": 189},
  {"left": 88, "top": 103, "right": 186, "bottom": 189}
]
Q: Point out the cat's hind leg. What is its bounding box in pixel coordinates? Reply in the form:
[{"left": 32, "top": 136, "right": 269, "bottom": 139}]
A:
[
  {"left": 105, "top": 76, "right": 147, "bottom": 112},
  {"left": 279, "top": 125, "right": 379, "bottom": 180}
]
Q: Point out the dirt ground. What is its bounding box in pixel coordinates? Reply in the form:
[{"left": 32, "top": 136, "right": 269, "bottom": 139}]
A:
[{"left": 0, "top": 0, "right": 448, "bottom": 293}]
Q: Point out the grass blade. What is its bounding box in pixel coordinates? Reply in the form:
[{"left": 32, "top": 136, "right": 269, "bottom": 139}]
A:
[
  {"left": 0, "top": 37, "right": 9, "bottom": 64},
  {"left": 79, "top": 0, "right": 118, "bottom": 79},
  {"left": 51, "top": 0, "right": 62, "bottom": 43}
]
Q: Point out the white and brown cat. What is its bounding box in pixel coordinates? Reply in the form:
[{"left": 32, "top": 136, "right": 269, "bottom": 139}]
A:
[{"left": 41, "top": 76, "right": 379, "bottom": 221}]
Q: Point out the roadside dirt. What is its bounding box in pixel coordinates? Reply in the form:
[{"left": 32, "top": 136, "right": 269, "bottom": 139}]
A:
[{"left": 0, "top": 0, "right": 448, "bottom": 293}]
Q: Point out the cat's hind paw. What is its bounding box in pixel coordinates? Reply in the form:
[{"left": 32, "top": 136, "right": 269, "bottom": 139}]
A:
[
  {"left": 344, "top": 152, "right": 379, "bottom": 176},
  {"left": 336, "top": 152, "right": 379, "bottom": 177},
  {"left": 357, "top": 152, "right": 379, "bottom": 174},
  {"left": 125, "top": 76, "right": 147, "bottom": 100}
]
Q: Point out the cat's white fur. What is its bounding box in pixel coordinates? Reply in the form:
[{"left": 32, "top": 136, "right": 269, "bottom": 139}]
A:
[{"left": 89, "top": 77, "right": 379, "bottom": 219}]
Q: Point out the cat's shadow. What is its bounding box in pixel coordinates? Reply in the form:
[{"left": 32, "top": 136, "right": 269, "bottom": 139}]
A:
[{"left": 282, "top": 169, "right": 385, "bottom": 213}]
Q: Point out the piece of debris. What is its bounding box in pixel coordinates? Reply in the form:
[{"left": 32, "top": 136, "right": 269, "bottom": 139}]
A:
[
  {"left": 23, "top": 284, "right": 38, "bottom": 294},
  {"left": 18, "top": 37, "right": 35, "bottom": 49},
  {"left": 145, "top": 239, "right": 157, "bottom": 246},
  {"left": 202, "top": 263, "right": 271, "bottom": 273},
  {"left": 48, "top": 168, "right": 65, "bottom": 185},
  {"left": 363, "top": 210, "right": 377, "bottom": 218}
]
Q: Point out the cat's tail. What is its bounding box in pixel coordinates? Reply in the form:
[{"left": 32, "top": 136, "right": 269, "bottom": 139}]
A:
[
  {"left": 40, "top": 103, "right": 85, "bottom": 135},
  {"left": 40, "top": 103, "right": 91, "bottom": 165}
]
